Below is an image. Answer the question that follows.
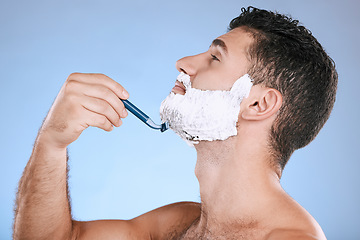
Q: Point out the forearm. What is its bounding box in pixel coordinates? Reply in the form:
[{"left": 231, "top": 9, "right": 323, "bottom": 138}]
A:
[
  {"left": 13, "top": 73, "right": 129, "bottom": 239},
  {"left": 13, "top": 134, "right": 73, "bottom": 240}
]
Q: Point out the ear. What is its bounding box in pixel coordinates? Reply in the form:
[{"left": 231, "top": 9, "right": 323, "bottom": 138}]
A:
[{"left": 241, "top": 86, "right": 282, "bottom": 121}]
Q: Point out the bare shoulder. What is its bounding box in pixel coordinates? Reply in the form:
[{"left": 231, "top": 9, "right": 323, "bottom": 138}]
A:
[
  {"left": 72, "top": 201, "right": 201, "bottom": 240},
  {"left": 265, "top": 228, "right": 326, "bottom": 240},
  {"left": 266, "top": 193, "right": 327, "bottom": 240}
]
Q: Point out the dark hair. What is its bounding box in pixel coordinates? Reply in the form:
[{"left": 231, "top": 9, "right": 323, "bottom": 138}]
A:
[{"left": 229, "top": 7, "right": 338, "bottom": 170}]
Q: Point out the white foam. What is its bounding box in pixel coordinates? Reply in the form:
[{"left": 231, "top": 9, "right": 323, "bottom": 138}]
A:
[{"left": 160, "top": 73, "right": 253, "bottom": 146}]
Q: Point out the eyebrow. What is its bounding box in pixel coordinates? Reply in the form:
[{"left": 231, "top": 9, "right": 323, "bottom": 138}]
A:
[{"left": 210, "top": 39, "right": 228, "bottom": 55}]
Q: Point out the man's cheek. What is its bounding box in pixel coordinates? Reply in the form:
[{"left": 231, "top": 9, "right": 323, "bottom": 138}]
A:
[{"left": 160, "top": 73, "right": 253, "bottom": 146}]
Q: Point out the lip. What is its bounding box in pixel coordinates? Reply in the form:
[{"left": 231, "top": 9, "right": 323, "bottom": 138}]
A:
[{"left": 171, "top": 81, "right": 186, "bottom": 95}]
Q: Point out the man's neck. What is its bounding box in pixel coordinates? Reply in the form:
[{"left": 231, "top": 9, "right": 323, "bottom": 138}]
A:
[{"left": 194, "top": 136, "right": 283, "bottom": 230}]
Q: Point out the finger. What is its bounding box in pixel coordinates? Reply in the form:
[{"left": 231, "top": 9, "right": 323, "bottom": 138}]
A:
[
  {"left": 64, "top": 80, "right": 128, "bottom": 119},
  {"left": 80, "top": 82, "right": 128, "bottom": 119},
  {"left": 66, "top": 73, "right": 129, "bottom": 100},
  {"left": 81, "top": 96, "right": 122, "bottom": 127},
  {"left": 83, "top": 110, "right": 116, "bottom": 132}
]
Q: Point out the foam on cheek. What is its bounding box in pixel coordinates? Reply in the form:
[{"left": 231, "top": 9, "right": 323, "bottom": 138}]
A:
[{"left": 160, "top": 73, "right": 253, "bottom": 146}]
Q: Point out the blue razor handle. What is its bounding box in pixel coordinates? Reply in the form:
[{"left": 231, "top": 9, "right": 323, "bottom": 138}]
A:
[{"left": 121, "top": 99, "right": 169, "bottom": 132}]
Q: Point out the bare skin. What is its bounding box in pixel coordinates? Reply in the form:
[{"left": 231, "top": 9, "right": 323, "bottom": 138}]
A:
[{"left": 13, "top": 27, "right": 326, "bottom": 240}]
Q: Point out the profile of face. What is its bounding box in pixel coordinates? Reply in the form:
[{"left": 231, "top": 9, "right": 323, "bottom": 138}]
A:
[
  {"left": 174, "top": 27, "right": 253, "bottom": 94},
  {"left": 160, "top": 28, "right": 254, "bottom": 145}
]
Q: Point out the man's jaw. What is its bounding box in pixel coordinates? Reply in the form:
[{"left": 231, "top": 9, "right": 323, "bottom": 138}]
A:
[{"left": 171, "top": 81, "right": 186, "bottom": 95}]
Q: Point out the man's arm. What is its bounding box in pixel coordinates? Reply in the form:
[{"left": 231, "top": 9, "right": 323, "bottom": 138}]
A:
[
  {"left": 72, "top": 201, "right": 200, "bottom": 240},
  {"left": 14, "top": 138, "right": 200, "bottom": 239},
  {"left": 13, "top": 73, "right": 129, "bottom": 239},
  {"left": 13, "top": 73, "right": 201, "bottom": 239},
  {"left": 13, "top": 138, "right": 73, "bottom": 240}
]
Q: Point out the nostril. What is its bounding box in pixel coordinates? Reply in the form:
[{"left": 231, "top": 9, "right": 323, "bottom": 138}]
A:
[{"left": 180, "top": 68, "right": 188, "bottom": 74}]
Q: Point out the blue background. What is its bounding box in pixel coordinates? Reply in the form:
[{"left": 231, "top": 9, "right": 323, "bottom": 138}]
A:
[{"left": 1, "top": 0, "right": 359, "bottom": 239}]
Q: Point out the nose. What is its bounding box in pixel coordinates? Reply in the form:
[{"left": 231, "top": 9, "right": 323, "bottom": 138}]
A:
[{"left": 175, "top": 54, "right": 201, "bottom": 77}]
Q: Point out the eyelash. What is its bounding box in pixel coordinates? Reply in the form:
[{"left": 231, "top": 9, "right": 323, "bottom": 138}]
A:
[{"left": 211, "top": 54, "right": 220, "bottom": 61}]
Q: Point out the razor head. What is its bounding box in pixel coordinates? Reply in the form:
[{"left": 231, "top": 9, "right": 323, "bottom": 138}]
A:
[{"left": 161, "top": 122, "right": 169, "bottom": 132}]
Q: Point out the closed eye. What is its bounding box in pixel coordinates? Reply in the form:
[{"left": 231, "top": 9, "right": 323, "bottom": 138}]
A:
[{"left": 211, "top": 54, "right": 220, "bottom": 61}]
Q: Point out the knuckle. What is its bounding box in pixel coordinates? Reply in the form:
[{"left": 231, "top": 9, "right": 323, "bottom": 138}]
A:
[
  {"left": 64, "top": 80, "right": 78, "bottom": 93},
  {"left": 99, "top": 101, "right": 110, "bottom": 113},
  {"left": 93, "top": 73, "right": 107, "bottom": 80},
  {"left": 67, "top": 72, "right": 80, "bottom": 80},
  {"left": 106, "top": 109, "right": 118, "bottom": 122},
  {"left": 99, "top": 86, "right": 111, "bottom": 97},
  {"left": 65, "top": 79, "right": 76, "bottom": 88},
  {"left": 96, "top": 115, "right": 108, "bottom": 126}
]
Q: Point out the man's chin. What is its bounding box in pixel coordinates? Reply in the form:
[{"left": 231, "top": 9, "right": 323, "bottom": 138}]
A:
[{"left": 171, "top": 87, "right": 186, "bottom": 95}]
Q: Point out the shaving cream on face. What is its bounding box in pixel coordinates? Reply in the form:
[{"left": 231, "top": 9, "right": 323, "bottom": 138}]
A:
[{"left": 160, "top": 72, "right": 253, "bottom": 146}]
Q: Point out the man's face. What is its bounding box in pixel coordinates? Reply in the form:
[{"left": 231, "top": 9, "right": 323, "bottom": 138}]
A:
[
  {"left": 160, "top": 27, "right": 254, "bottom": 145},
  {"left": 173, "top": 27, "right": 253, "bottom": 94}
]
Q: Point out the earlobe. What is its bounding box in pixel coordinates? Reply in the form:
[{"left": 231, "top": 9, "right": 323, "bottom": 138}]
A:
[{"left": 241, "top": 87, "right": 282, "bottom": 121}]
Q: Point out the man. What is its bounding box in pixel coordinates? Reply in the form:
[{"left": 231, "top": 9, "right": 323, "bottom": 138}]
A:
[{"left": 13, "top": 6, "right": 337, "bottom": 240}]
